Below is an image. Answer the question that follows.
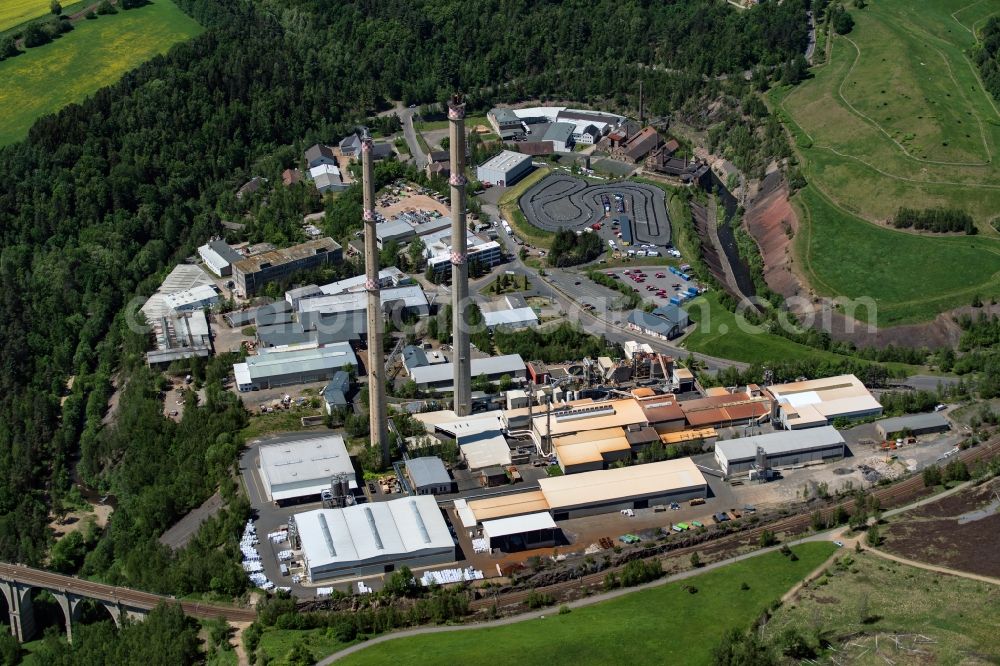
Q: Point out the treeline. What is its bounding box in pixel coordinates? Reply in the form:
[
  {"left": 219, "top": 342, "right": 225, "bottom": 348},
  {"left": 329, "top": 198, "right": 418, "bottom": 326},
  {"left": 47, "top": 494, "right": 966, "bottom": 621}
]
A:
[
  {"left": 548, "top": 229, "right": 604, "bottom": 267},
  {"left": 25, "top": 603, "right": 202, "bottom": 666},
  {"left": 892, "top": 207, "right": 976, "bottom": 234},
  {"left": 707, "top": 358, "right": 894, "bottom": 388},
  {"left": 494, "top": 323, "right": 621, "bottom": 363},
  {"left": 976, "top": 16, "right": 1000, "bottom": 101},
  {"left": 246, "top": 586, "right": 469, "bottom": 663}
]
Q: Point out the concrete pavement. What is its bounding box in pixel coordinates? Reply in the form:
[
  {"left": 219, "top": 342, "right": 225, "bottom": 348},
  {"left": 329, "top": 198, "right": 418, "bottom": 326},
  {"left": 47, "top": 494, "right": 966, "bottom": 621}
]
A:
[{"left": 396, "top": 106, "right": 427, "bottom": 169}]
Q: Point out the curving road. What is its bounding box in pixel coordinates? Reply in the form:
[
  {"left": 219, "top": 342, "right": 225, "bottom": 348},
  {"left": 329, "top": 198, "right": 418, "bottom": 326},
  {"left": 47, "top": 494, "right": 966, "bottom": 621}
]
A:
[{"left": 519, "top": 174, "right": 671, "bottom": 245}]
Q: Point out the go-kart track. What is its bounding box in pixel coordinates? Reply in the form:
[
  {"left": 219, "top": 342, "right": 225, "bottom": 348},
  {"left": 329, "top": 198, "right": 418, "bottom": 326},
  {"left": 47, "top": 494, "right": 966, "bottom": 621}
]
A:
[{"left": 519, "top": 174, "right": 671, "bottom": 245}]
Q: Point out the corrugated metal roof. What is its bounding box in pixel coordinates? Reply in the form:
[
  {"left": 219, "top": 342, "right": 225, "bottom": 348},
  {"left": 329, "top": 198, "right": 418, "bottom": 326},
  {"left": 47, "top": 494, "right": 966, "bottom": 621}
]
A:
[
  {"left": 482, "top": 512, "right": 557, "bottom": 540},
  {"left": 876, "top": 412, "right": 949, "bottom": 433},
  {"left": 242, "top": 343, "right": 357, "bottom": 380},
  {"left": 405, "top": 456, "right": 450, "bottom": 488},
  {"left": 715, "top": 426, "right": 845, "bottom": 462},
  {"left": 409, "top": 355, "right": 526, "bottom": 386}
]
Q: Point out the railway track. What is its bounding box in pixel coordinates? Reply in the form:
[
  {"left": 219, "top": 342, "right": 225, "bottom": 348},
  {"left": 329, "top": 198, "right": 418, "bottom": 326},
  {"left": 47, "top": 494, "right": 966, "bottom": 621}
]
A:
[
  {"left": 470, "top": 440, "right": 999, "bottom": 611},
  {"left": 0, "top": 563, "right": 257, "bottom": 622}
]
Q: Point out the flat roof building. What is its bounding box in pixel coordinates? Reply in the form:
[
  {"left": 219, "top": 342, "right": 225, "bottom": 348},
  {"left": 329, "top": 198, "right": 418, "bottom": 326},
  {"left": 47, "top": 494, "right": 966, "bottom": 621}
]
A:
[
  {"left": 476, "top": 150, "right": 533, "bottom": 187},
  {"left": 767, "top": 374, "right": 882, "bottom": 429},
  {"left": 294, "top": 496, "right": 454, "bottom": 581},
  {"left": 258, "top": 433, "right": 356, "bottom": 505},
  {"left": 163, "top": 284, "right": 220, "bottom": 313},
  {"left": 146, "top": 309, "right": 213, "bottom": 367},
  {"left": 408, "top": 354, "right": 526, "bottom": 391},
  {"left": 404, "top": 457, "right": 452, "bottom": 495},
  {"left": 539, "top": 458, "right": 707, "bottom": 520},
  {"left": 481, "top": 512, "right": 559, "bottom": 552},
  {"left": 482, "top": 307, "right": 539, "bottom": 331},
  {"left": 297, "top": 284, "right": 429, "bottom": 318},
  {"left": 876, "top": 412, "right": 950, "bottom": 439},
  {"left": 714, "top": 426, "right": 846, "bottom": 476},
  {"left": 232, "top": 238, "right": 342, "bottom": 297},
  {"left": 233, "top": 342, "right": 357, "bottom": 391}
]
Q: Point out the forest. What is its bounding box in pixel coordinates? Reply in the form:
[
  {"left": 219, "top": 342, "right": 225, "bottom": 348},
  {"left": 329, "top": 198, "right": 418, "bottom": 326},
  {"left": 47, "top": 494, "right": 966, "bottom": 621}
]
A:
[
  {"left": 0, "top": 0, "right": 810, "bottom": 596},
  {"left": 976, "top": 16, "right": 1000, "bottom": 101},
  {"left": 892, "top": 207, "right": 976, "bottom": 235},
  {"left": 547, "top": 228, "right": 604, "bottom": 267}
]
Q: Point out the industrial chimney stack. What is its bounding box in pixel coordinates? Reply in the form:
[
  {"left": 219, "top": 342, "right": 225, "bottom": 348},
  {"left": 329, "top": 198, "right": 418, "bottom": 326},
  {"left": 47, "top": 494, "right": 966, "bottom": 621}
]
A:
[
  {"left": 448, "top": 95, "right": 472, "bottom": 417},
  {"left": 361, "top": 130, "right": 389, "bottom": 464}
]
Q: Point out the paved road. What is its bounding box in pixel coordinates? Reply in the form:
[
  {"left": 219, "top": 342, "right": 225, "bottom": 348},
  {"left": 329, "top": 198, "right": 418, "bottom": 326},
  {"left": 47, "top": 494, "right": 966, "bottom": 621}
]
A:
[
  {"left": 477, "top": 204, "right": 744, "bottom": 374},
  {"left": 893, "top": 375, "right": 959, "bottom": 392},
  {"left": 396, "top": 106, "right": 427, "bottom": 169},
  {"left": 315, "top": 474, "right": 994, "bottom": 664},
  {"left": 158, "top": 492, "right": 224, "bottom": 550}
]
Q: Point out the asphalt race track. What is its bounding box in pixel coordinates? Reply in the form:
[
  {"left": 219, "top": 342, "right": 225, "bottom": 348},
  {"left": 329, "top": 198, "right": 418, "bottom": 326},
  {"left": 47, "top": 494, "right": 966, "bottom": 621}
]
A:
[{"left": 519, "top": 173, "right": 671, "bottom": 245}]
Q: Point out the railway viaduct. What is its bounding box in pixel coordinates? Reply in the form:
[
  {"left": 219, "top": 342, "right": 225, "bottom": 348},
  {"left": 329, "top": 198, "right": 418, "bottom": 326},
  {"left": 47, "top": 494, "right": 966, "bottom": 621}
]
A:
[{"left": 0, "top": 562, "right": 255, "bottom": 642}]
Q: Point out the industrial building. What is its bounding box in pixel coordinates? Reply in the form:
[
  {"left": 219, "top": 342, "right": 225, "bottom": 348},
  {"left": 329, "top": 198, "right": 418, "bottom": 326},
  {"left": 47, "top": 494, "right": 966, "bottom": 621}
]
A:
[
  {"left": 233, "top": 342, "right": 358, "bottom": 391},
  {"left": 481, "top": 513, "right": 559, "bottom": 552},
  {"left": 767, "top": 375, "right": 882, "bottom": 429},
  {"left": 232, "top": 238, "right": 342, "bottom": 297},
  {"left": 224, "top": 300, "right": 293, "bottom": 328},
  {"left": 408, "top": 354, "right": 526, "bottom": 391},
  {"left": 458, "top": 458, "right": 708, "bottom": 526},
  {"left": 296, "top": 285, "right": 429, "bottom": 319},
  {"left": 257, "top": 433, "right": 357, "bottom": 505},
  {"left": 146, "top": 309, "right": 213, "bottom": 367},
  {"left": 255, "top": 311, "right": 367, "bottom": 349},
  {"left": 316, "top": 266, "right": 408, "bottom": 296},
  {"left": 611, "top": 126, "right": 662, "bottom": 163},
  {"left": 476, "top": 150, "right": 533, "bottom": 187},
  {"left": 163, "top": 284, "right": 220, "bottom": 313},
  {"left": 876, "top": 412, "right": 950, "bottom": 439},
  {"left": 626, "top": 308, "right": 688, "bottom": 340},
  {"left": 304, "top": 144, "right": 337, "bottom": 169},
  {"left": 321, "top": 371, "right": 351, "bottom": 413},
  {"left": 425, "top": 232, "right": 503, "bottom": 280},
  {"left": 309, "top": 164, "right": 348, "bottom": 194},
  {"left": 403, "top": 457, "right": 453, "bottom": 495},
  {"left": 481, "top": 307, "right": 539, "bottom": 331},
  {"left": 293, "top": 496, "right": 454, "bottom": 581},
  {"left": 413, "top": 409, "right": 511, "bottom": 470},
  {"left": 198, "top": 239, "right": 244, "bottom": 277},
  {"left": 679, "top": 387, "right": 772, "bottom": 429},
  {"left": 713, "top": 426, "right": 847, "bottom": 476},
  {"left": 541, "top": 122, "right": 576, "bottom": 152}
]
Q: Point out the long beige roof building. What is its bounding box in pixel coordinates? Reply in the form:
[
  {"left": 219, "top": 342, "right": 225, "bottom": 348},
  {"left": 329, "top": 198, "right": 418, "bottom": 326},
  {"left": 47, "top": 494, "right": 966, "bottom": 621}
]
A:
[
  {"left": 460, "top": 457, "right": 707, "bottom": 524},
  {"left": 767, "top": 374, "right": 882, "bottom": 429}
]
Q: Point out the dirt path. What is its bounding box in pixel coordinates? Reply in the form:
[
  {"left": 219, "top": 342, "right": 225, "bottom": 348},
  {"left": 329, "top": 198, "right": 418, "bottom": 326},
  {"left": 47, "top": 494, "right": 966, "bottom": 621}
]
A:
[
  {"left": 866, "top": 546, "right": 1000, "bottom": 586},
  {"left": 230, "top": 621, "right": 251, "bottom": 666}
]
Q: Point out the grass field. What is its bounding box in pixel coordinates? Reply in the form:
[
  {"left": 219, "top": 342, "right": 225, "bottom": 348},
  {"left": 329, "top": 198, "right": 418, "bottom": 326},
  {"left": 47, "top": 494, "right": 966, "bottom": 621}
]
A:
[
  {"left": 767, "top": 551, "right": 1000, "bottom": 663},
  {"left": 0, "top": 0, "right": 202, "bottom": 145},
  {"left": 415, "top": 115, "right": 489, "bottom": 132},
  {"left": 681, "top": 293, "right": 850, "bottom": 365},
  {"left": 499, "top": 167, "right": 555, "bottom": 248},
  {"left": 336, "top": 542, "right": 837, "bottom": 666},
  {"left": 772, "top": 0, "right": 1000, "bottom": 324},
  {"left": 258, "top": 627, "right": 352, "bottom": 666},
  {"left": 793, "top": 185, "right": 1000, "bottom": 325},
  {"left": 0, "top": 0, "right": 52, "bottom": 32}
]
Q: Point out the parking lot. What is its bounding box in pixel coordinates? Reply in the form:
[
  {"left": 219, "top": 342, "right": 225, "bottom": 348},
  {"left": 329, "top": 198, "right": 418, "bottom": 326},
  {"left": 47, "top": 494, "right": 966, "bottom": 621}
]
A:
[
  {"left": 600, "top": 264, "right": 705, "bottom": 309},
  {"left": 545, "top": 269, "right": 630, "bottom": 311}
]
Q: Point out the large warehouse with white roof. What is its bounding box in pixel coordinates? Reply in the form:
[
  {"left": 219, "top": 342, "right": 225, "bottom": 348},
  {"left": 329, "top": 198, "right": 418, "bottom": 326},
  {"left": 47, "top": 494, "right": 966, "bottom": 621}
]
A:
[
  {"left": 258, "top": 433, "right": 357, "bottom": 505},
  {"left": 233, "top": 343, "right": 357, "bottom": 391},
  {"left": 293, "top": 496, "right": 454, "bottom": 581},
  {"left": 713, "top": 426, "right": 847, "bottom": 476},
  {"left": 476, "top": 150, "right": 533, "bottom": 187},
  {"left": 767, "top": 374, "right": 882, "bottom": 429}
]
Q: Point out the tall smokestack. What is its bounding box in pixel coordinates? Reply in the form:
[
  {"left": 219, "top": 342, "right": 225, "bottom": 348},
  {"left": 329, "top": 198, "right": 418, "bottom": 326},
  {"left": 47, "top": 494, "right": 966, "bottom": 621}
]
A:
[
  {"left": 361, "top": 130, "right": 389, "bottom": 464},
  {"left": 448, "top": 95, "right": 472, "bottom": 417},
  {"left": 638, "top": 79, "right": 643, "bottom": 126}
]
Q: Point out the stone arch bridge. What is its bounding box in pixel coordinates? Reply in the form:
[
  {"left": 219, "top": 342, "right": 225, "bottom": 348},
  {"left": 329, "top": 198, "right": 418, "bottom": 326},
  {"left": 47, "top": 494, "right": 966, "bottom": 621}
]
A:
[{"left": 0, "top": 562, "right": 256, "bottom": 642}]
